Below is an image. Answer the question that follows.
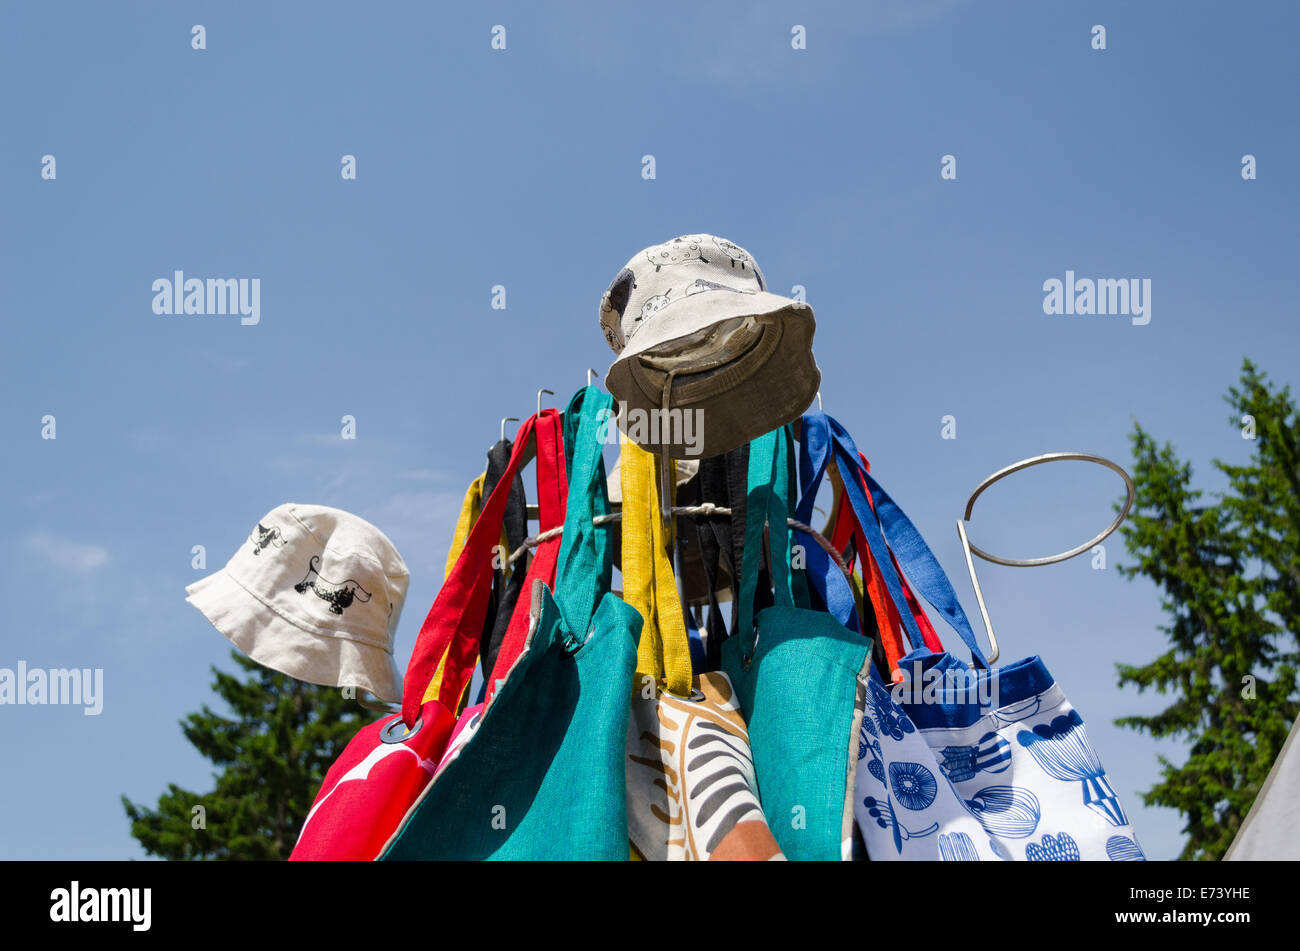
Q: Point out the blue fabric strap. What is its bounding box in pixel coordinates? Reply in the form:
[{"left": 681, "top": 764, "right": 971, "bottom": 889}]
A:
[
  {"left": 795, "top": 412, "right": 860, "bottom": 633},
  {"left": 826, "top": 416, "right": 989, "bottom": 669}
]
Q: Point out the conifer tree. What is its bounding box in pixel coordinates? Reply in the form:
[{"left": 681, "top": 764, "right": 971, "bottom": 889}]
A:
[
  {"left": 1118, "top": 360, "right": 1299, "bottom": 860},
  {"left": 123, "top": 651, "right": 364, "bottom": 860}
]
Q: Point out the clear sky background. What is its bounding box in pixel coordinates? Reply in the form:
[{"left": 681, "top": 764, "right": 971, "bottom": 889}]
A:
[{"left": 2, "top": 1, "right": 1296, "bottom": 860}]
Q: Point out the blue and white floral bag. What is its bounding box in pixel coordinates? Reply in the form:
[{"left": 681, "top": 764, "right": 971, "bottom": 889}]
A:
[
  {"left": 857, "top": 654, "right": 1144, "bottom": 861},
  {"left": 811, "top": 418, "right": 1143, "bottom": 862}
]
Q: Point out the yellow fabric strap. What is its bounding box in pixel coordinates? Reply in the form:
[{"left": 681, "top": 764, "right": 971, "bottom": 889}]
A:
[
  {"left": 445, "top": 474, "right": 485, "bottom": 578},
  {"left": 421, "top": 473, "right": 492, "bottom": 707},
  {"left": 621, "top": 438, "right": 692, "bottom": 697}
]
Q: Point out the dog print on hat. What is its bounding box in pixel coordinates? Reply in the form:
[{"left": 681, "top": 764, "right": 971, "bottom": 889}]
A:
[
  {"left": 294, "top": 554, "right": 373, "bottom": 615},
  {"left": 251, "top": 523, "right": 288, "bottom": 555}
]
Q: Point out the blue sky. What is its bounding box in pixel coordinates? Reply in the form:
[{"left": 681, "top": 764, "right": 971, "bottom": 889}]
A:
[{"left": 1, "top": 0, "right": 1297, "bottom": 860}]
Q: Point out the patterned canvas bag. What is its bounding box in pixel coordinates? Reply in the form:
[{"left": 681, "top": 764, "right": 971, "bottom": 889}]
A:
[
  {"left": 620, "top": 438, "right": 783, "bottom": 861},
  {"left": 817, "top": 418, "right": 1144, "bottom": 861}
]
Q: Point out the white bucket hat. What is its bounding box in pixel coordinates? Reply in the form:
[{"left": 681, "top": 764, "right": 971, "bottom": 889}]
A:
[
  {"left": 186, "top": 504, "right": 410, "bottom": 703},
  {"left": 600, "top": 233, "right": 820, "bottom": 459}
]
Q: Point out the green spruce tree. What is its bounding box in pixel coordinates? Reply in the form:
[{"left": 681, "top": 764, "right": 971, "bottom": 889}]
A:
[
  {"left": 123, "top": 650, "right": 365, "bottom": 860},
  {"left": 1118, "top": 360, "right": 1299, "bottom": 860}
]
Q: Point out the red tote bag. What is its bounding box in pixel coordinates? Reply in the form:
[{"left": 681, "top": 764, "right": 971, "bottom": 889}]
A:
[{"left": 290, "top": 410, "right": 562, "bottom": 860}]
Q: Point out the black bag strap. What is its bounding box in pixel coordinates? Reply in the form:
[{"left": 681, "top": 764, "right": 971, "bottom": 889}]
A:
[{"left": 477, "top": 437, "right": 528, "bottom": 680}]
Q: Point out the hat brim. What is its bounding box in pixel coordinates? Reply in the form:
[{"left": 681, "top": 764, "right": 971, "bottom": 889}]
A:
[
  {"left": 186, "top": 569, "right": 403, "bottom": 703},
  {"left": 606, "top": 292, "right": 820, "bottom": 459}
]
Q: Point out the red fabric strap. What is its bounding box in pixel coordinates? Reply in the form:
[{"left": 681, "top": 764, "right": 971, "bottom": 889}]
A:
[
  {"left": 854, "top": 451, "right": 943, "bottom": 655},
  {"left": 826, "top": 455, "right": 944, "bottom": 675},
  {"left": 483, "top": 411, "right": 567, "bottom": 700},
  {"left": 401, "top": 412, "right": 553, "bottom": 727}
]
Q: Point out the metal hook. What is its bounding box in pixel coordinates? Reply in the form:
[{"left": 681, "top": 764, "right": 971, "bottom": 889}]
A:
[
  {"left": 356, "top": 689, "right": 401, "bottom": 715},
  {"left": 957, "top": 451, "right": 1137, "bottom": 665},
  {"left": 817, "top": 391, "right": 823, "bottom": 411},
  {"left": 956, "top": 520, "right": 1000, "bottom": 665},
  {"left": 587, "top": 368, "right": 601, "bottom": 388},
  {"left": 537, "top": 388, "right": 554, "bottom": 415},
  {"left": 500, "top": 416, "right": 520, "bottom": 442}
]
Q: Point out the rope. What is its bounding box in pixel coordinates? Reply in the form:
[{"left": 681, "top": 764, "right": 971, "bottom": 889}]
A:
[{"left": 505, "top": 506, "right": 853, "bottom": 580}]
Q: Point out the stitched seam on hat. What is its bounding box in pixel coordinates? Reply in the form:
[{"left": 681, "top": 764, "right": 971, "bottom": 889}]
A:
[{"left": 224, "top": 569, "right": 394, "bottom": 654}]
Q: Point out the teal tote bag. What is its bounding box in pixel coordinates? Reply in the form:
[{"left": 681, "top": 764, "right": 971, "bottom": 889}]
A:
[
  {"left": 381, "top": 386, "right": 641, "bottom": 860},
  {"left": 721, "top": 426, "right": 874, "bottom": 861}
]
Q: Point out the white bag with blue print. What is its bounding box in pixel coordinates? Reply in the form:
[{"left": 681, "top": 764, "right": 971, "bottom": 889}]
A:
[
  {"left": 818, "top": 436, "right": 1142, "bottom": 862},
  {"left": 855, "top": 653, "right": 1145, "bottom": 862}
]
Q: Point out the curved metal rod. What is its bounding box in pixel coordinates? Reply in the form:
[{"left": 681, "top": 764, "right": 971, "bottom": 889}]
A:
[
  {"left": 357, "top": 690, "right": 401, "bottom": 714},
  {"left": 962, "top": 451, "right": 1135, "bottom": 567},
  {"left": 956, "top": 519, "right": 1000, "bottom": 664},
  {"left": 500, "top": 416, "right": 520, "bottom": 443},
  {"left": 537, "top": 388, "right": 554, "bottom": 415},
  {"left": 587, "top": 368, "right": 600, "bottom": 388}
]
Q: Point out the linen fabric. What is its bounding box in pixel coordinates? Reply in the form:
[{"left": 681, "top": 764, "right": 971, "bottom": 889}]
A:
[
  {"left": 380, "top": 387, "right": 640, "bottom": 860},
  {"left": 720, "top": 426, "right": 871, "bottom": 860},
  {"left": 186, "top": 503, "right": 409, "bottom": 703},
  {"left": 620, "top": 437, "right": 783, "bottom": 861}
]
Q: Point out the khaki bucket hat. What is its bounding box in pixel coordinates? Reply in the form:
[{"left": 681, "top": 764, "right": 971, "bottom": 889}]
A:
[{"left": 600, "top": 233, "right": 820, "bottom": 459}]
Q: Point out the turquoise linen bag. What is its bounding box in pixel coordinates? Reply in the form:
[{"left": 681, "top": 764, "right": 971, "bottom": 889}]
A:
[
  {"left": 381, "top": 386, "right": 640, "bottom": 859},
  {"left": 721, "top": 426, "right": 874, "bottom": 860}
]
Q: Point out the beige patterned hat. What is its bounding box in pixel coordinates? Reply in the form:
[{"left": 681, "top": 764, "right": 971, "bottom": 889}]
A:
[
  {"left": 185, "top": 503, "right": 409, "bottom": 702},
  {"left": 599, "top": 233, "right": 820, "bottom": 459}
]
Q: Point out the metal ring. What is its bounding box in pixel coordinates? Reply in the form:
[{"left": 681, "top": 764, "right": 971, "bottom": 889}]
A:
[
  {"left": 380, "top": 716, "right": 422, "bottom": 744},
  {"left": 664, "top": 686, "right": 708, "bottom": 702},
  {"left": 962, "top": 452, "right": 1135, "bottom": 567}
]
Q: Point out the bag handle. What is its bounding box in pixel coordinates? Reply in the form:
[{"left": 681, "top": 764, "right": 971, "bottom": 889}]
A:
[
  {"left": 733, "top": 427, "right": 801, "bottom": 662},
  {"left": 550, "top": 386, "right": 617, "bottom": 637},
  {"left": 401, "top": 411, "right": 555, "bottom": 727},
  {"left": 676, "top": 454, "right": 737, "bottom": 670},
  {"left": 826, "top": 418, "right": 990, "bottom": 670},
  {"left": 477, "top": 437, "right": 532, "bottom": 682},
  {"left": 482, "top": 411, "right": 567, "bottom": 702},
  {"left": 420, "top": 473, "right": 486, "bottom": 706},
  {"left": 798, "top": 412, "right": 947, "bottom": 668},
  {"left": 423, "top": 432, "right": 534, "bottom": 708},
  {"left": 622, "top": 436, "right": 693, "bottom": 698},
  {"left": 795, "top": 413, "right": 861, "bottom": 634}
]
